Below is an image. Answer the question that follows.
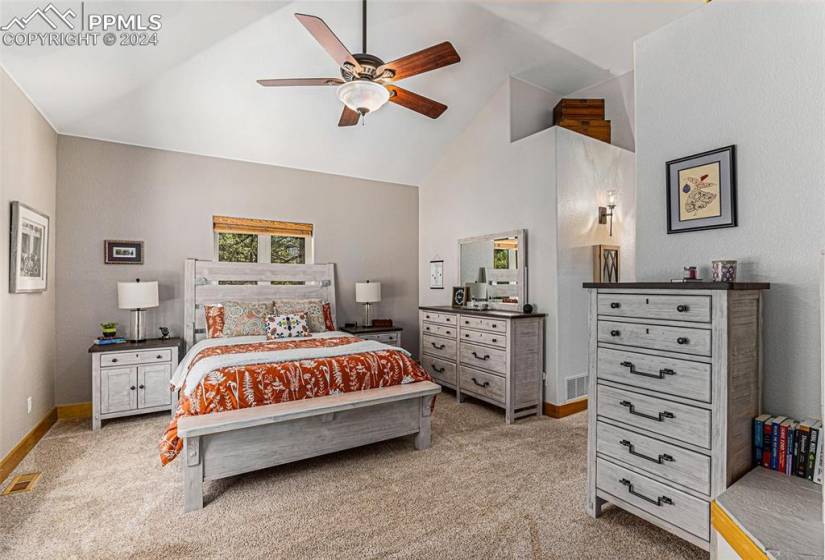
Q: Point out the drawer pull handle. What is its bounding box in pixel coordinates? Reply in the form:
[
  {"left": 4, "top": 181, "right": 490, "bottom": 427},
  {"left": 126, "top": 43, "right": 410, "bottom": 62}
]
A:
[
  {"left": 676, "top": 304, "right": 689, "bottom": 313},
  {"left": 446, "top": 331, "right": 451, "bottom": 335},
  {"left": 465, "top": 334, "right": 470, "bottom": 338},
  {"left": 471, "top": 377, "right": 490, "bottom": 388},
  {"left": 130, "top": 385, "right": 136, "bottom": 391},
  {"left": 610, "top": 330, "right": 621, "bottom": 337},
  {"left": 610, "top": 302, "right": 621, "bottom": 309},
  {"left": 464, "top": 320, "right": 470, "bottom": 325},
  {"left": 676, "top": 337, "right": 689, "bottom": 345},
  {"left": 156, "top": 355, "right": 163, "bottom": 359},
  {"left": 619, "top": 440, "right": 675, "bottom": 464},
  {"left": 431, "top": 342, "right": 446, "bottom": 350},
  {"left": 471, "top": 351, "right": 490, "bottom": 361},
  {"left": 426, "top": 315, "right": 430, "bottom": 319},
  {"left": 620, "top": 361, "right": 676, "bottom": 380},
  {"left": 619, "top": 400, "right": 674, "bottom": 422},
  {"left": 430, "top": 364, "right": 445, "bottom": 374},
  {"left": 492, "top": 338, "right": 498, "bottom": 343},
  {"left": 491, "top": 324, "right": 498, "bottom": 329},
  {"left": 425, "top": 327, "right": 430, "bottom": 331},
  {"left": 139, "top": 384, "right": 145, "bottom": 389},
  {"left": 619, "top": 478, "right": 673, "bottom": 507},
  {"left": 111, "top": 358, "right": 118, "bottom": 363}
]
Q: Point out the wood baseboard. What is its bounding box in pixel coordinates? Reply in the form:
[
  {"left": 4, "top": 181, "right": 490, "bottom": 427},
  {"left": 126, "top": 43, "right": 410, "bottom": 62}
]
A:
[
  {"left": 710, "top": 501, "right": 768, "bottom": 560},
  {"left": 0, "top": 408, "right": 57, "bottom": 485},
  {"left": 544, "top": 398, "right": 587, "bottom": 418},
  {"left": 57, "top": 402, "right": 92, "bottom": 419}
]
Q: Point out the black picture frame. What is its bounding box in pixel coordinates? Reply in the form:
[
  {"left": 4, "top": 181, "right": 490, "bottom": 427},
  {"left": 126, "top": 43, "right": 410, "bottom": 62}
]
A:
[
  {"left": 104, "top": 240, "right": 144, "bottom": 265},
  {"left": 666, "top": 145, "right": 737, "bottom": 234},
  {"left": 451, "top": 286, "right": 467, "bottom": 307}
]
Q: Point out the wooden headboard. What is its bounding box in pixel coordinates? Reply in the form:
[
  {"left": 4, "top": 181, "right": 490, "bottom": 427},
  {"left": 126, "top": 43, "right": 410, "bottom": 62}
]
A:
[{"left": 184, "top": 258, "right": 337, "bottom": 349}]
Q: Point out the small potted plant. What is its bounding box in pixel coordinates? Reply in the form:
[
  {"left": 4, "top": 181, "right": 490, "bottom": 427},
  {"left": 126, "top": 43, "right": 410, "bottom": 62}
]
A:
[{"left": 100, "top": 322, "right": 118, "bottom": 339}]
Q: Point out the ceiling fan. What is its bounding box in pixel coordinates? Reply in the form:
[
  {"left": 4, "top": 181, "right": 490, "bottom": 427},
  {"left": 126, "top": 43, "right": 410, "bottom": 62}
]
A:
[{"left": 257, "top": 0, "right": 460, "bottom": 126}]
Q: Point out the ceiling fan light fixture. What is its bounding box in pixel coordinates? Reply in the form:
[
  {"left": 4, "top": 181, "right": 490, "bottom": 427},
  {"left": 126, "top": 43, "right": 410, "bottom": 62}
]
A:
[{"left": 337, "top": 80, "right": 389, "bottom": 115}]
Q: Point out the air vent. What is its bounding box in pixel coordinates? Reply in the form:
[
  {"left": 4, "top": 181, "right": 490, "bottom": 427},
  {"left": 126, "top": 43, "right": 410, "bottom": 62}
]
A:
[
  {"left": 2, "top": 472, "right": 41, "bottom": 496},
  {"left": 565, "top": 375, "right": 588, "bottom": 401}
]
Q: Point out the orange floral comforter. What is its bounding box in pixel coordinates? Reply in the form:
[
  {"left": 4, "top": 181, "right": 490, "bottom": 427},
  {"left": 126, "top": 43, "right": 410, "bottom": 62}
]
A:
[{"left": 160, "top": 337, "right": 431, "bottom": 464}]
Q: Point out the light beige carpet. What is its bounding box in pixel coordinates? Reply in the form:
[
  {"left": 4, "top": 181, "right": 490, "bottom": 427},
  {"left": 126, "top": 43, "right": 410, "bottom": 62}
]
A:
[{"left": 0, "top": 395, "right": 705, "bottom": 560}]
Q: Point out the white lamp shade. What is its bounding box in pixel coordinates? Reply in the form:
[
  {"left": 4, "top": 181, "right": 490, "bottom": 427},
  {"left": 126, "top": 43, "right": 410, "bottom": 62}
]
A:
[
  {"left": 118, "top": 281, "right": 159, "bottom": 310},
  {"left": 355, "top": 282, "right": 381, "bottom": 303},
  {"left": 337, "top": 81, "right": 390, "bottom": 114}
]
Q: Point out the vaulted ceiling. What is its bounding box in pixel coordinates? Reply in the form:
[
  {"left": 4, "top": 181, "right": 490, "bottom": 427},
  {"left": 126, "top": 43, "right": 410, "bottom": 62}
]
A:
[{"left": 0, "top": 1, "right": 699, "bottom": 185}]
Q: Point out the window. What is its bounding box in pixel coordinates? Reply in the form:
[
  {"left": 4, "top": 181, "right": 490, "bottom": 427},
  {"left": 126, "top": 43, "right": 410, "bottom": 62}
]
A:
[{"left": 213, "top": 216, "right": 314, "bottom": 265}]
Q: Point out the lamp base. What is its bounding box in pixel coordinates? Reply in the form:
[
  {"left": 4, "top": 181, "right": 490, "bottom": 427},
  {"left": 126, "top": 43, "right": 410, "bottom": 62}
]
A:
[
  {"left": 128, "top": 309, "right": 147, "bottom": 342},
  {"left": 362, "top": 303, "right": 372, "bottom": 328}
]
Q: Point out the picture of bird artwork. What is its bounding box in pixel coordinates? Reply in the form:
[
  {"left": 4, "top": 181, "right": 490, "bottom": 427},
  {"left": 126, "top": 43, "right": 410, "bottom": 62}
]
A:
[{"left": 678, "top": 161, "right": 722, "bottom": 221}]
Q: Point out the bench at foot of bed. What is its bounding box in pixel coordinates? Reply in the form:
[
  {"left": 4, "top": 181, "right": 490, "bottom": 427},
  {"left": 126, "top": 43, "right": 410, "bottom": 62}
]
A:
[{"left": 177, "top": 381, "right": 441, "bottom": 512}]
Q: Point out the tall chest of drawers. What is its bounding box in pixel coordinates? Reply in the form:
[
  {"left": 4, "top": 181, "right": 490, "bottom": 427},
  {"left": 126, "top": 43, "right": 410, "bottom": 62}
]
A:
[
  {"left": 419, "top": 306, "right": 545, "bottom": 424},
  {"left": 584, "top": 283, "right": 769, "bottom": 550}
]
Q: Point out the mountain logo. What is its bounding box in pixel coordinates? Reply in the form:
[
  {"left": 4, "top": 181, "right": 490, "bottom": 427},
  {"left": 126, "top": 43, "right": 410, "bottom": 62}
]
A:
[{"left": 1, "top": 3, "right": 77, "bottom": 31}]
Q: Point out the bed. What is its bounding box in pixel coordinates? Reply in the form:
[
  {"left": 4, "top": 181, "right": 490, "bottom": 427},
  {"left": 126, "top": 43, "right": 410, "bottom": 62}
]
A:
[{"left": 166, "top": 259, "right": 440, "bottom": 512}]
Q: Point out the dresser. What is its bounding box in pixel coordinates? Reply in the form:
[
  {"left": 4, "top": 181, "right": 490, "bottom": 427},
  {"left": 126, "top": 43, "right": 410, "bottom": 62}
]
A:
[
  {"left": 419, "top": 306, "right": 545, "bottom": 424},
  {"left": 339, "top": 325, "right": 402, "bottom": 347},
  {"left": 583, "top": 283, "right": 769, "bottom": 550},
  {"left": 89, "top": 338, "right": 183, "bottom": 430}
]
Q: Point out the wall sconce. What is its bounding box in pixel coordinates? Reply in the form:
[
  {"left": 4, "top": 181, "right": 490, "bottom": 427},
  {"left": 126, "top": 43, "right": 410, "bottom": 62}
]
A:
[{"left": 598, "top": 190, "right": 617, "bottom": 237}]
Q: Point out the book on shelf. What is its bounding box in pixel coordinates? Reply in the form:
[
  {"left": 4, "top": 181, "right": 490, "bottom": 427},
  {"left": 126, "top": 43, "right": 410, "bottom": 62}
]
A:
[
  {"left": 92, "top": 337, "right": 126, "bottom": 345},
  {"left": 806, "top": 421, "right": 822, "bottom": 481},
  {"left": 770, "top": 416, "right": 786, "bottom": 471},
  {"left": 753, "top": 413, "right": 771, "bottom": 465},
  {"left": 753, "top": 414, "right": 822, "bottom": 484}
]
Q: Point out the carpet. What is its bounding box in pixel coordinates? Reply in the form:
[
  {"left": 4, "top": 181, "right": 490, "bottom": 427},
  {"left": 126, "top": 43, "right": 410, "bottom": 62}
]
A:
[{"left": 0, "top": 394, "right": 705, "bottom": 559}]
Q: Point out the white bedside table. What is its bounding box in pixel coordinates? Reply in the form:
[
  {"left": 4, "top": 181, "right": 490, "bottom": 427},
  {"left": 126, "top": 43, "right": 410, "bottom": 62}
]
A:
[
  {"left": 339, "top": 325, "right": 402, "bottom": 347},
  {"left": 89, "top": 338, "right": 182, "bottom": 430}
]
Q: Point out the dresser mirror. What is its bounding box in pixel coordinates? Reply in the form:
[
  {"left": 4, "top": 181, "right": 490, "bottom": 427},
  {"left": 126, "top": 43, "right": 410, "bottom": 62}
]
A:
[{"left": 458, "top": 229, "right": 526, "bottom": 310}]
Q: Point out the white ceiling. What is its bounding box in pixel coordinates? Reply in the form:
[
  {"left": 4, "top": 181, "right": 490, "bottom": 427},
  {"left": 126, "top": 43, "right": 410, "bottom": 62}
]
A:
[{"left": 0, "top": 1, "right": 699, "bottom": 185}]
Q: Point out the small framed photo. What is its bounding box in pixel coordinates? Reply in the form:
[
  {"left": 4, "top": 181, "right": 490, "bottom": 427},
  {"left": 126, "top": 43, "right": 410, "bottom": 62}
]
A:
[
  {"left": 105, "top": 240, "right": 144, "bottom": 265},
  {"left": 10, "top": 202, "right": 49, "bottom": 293},
  {"left": 666, "top": 145, "right": 737, "bottom": 234},
  {"left": 451, "top": 286, "right": 468, "bottom": 307},
  {"left": 429, "top": 259, "right": 444, "bottom": 289}
]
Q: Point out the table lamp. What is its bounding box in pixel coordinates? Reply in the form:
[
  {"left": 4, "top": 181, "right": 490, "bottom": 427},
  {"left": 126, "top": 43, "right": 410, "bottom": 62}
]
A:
[
  {"left": 355, "top": 281, "right": 381, "bottom": 327},
  {"left": 118, "top": 279, "right": 159, "bottom": 342}
]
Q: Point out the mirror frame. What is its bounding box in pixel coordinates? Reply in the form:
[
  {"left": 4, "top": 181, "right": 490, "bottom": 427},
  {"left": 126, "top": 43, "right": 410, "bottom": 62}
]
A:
[{"left": 457, "top": 229, "right": 527, "bottom": 311}]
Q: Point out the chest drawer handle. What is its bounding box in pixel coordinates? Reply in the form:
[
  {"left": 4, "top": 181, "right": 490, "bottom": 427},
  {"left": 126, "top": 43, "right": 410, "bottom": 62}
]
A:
[
  {"left": 619, "top": 400, "right": 674, "bottom": 422},
  {"left": 130, "top": 385, "right": 136, "bottom": 391},
  {"left": 425, "top": 326, "right": 430, "bottom": 331},
  {"left": 619, "top": 479, "right": 673, "bottom": 507},
  {"left": 464, "top": 320, "right": 470, "bottom": 325},
  {"left": 610, "top": 330, "right": 621, "bottom": 337},
  {"left": 676, "top": 304, "right": 689, "bottom": 312},
  {"left": 491, "top": 338, "right": 498, "bottom": 343},
  {"left": 430, "top": 364, "right": 445, "bottom": 374},
  {"left": 445, "top": 330, "right": 451, "bottom": 335},
  {"left": 620, "top": 361, "right": 676, "bottom": 380},
  {"left": 610, "top": 302, "right": 621, "bottom": 309},
  {"left": 471, "top": 377, "right": 490, "bottom": 388},
  {"left": 465, "top": 334, "right": 470, "bottom": 338},
  {"left": 676, "top": 337, "right": 689, "bottom": 345},
  {"left": 111, "top": 358, "right": 118, "bottom": 363},
  {"left": 490, "top": 324, "right": 498, "bottom": 329},
  {"left": 431, "top": 342, "right": 446, "bottom": 350},
  {"left": 619, "top": 440, "right": 675, "bottom": 464},
  {"left": 471, "top": 351, "right": 490, "bottom": 361}
]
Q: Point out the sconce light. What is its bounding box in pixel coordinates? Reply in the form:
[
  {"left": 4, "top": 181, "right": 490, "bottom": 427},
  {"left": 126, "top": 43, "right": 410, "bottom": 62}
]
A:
[{"left": 598, "top": 190, "right": 617, "bottom": 237}]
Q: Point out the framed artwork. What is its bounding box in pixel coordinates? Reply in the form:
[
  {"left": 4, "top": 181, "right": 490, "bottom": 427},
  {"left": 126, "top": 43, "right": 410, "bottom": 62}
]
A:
[
  {"left": 451, "top": 286, "right": 468, "bottom": 307},
  {"left": 429, "top": 259, "right": 444, "bottom": 289},
  {"left": 666, "top": 145, "right": 737, "bottom": 234},
  {"left": 10, "top": 202, "right": 49, "bottom": 293},
  {"left": 104, "top": 240, "right": 144, "bottom": 265},
  {"left": 592, "top": 245, "right": 620, "bottom": 283}
]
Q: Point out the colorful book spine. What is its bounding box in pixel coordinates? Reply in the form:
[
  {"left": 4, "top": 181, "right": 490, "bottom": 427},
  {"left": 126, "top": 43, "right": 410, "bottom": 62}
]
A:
[
  {"left": 796, "top": 422, "right": 811, "bottom": 478},
  {"left": 778, "top": 421, "right": 788, "bottom": 473},
  {"left": 806, "top": 422, "right": 821, "bottom": 480},
  {"left": 762, "top": 419, "right": 774, "bottom": 468},
  {"left": 753, "top": 414, "right": 771, "bottom": 464},
  {"left": 770, "top": 417, "right": 786, "bottom": 470},
  {"left": 786, "top": 422, "right": 797, "bottom": 475},
  {"left": 814, "top": 431, "right": 824, "bottom": 484}
]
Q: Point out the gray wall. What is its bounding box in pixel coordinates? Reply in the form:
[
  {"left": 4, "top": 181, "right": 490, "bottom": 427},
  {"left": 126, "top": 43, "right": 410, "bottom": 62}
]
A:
[
  {"left": 0, "top": 69, "right": 57, "bottom": 457},
  {"left": 55, "top": 137, "right": 419, "bottom": 405},
  {"left": 635, "top": 2, "right": 825, "bottom": 419}
]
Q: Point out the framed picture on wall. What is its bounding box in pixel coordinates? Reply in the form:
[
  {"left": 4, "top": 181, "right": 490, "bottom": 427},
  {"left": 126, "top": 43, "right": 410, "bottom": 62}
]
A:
[
  {"left": 9, "top": 202, "right": 50, "bottom": 293},
  {"left": 666, "top": 145, "right": 737, "bottom": 234},
  {"left": 429, "top": 259, "right": 444, "bottom": 289},
  {"left": 104, "top": 240, "right": 144, "bottom": 265}
]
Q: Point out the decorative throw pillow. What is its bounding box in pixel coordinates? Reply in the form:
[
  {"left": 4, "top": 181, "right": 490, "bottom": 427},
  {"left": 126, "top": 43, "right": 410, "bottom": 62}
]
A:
[
  {"left": 222, "top": 301, "right": 273, "bottom": 337},
  {"left": 204, "top": 304, "right": 225, "bottom": 338},
  {"left": 322, "top": 302, "right": 335, "bottom": 331},
  {"left": 274, "top": 299, "right": 327, "bottom": 333},
  {"left": 265, "top": 313, "right": 310, "bottom": 339}
]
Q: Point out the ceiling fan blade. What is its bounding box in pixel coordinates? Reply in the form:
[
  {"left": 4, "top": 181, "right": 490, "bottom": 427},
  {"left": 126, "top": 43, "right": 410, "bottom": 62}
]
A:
[
  {"left": 377, "top": 42, "right": 460, "bottom": 81},
  {"left": 295, "top": 13, "right": 361, "bottom": 71},
  {"left": 257, "top": 78, "right": 344, "bottom": 87},
  {"left": 338, "top": 106, "right": 360, "bottom": 127},
  {"left": 386, "top": 85, "right": 447, "bottom": 119}
]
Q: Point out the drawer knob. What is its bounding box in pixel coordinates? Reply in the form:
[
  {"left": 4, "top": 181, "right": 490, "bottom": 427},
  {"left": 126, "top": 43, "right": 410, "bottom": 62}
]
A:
[
  {"left": 139, "top": 384, "right": 145, "bottom": 389},
  {"left": 491, "top": 324, "right": 497, "bottom": 329},
  {"left": 610, "top": 330, "right": 621, "bottom": 337},
  {"left": 431, "top": 364, "right": 445, "bottom": 374},
  {"left": 492, "top": 338, "right": 498, "bottom": 343},
  {"left": 425, "top": 327, "right": 430, "bottom": 331},
  {"left": 426, "top": 315, "right": 430, "bottom": 319},
  {"left": 620, "top": 361, "right": 677, "bottom": 380},
  {"left": 156, "top": 355, "right": 163, "bottom": 359},
  {"left": 619, "top": 439, "right": 675, "bottom": 464},
  {"left": 471, "top": 351, "right": 490, "bottom": 361},
  {"left": 619, "top": 478, "right": 673, "bottom": 507},
  {"left": 130, "top": 385, "right": 136, "bottom": 391},
  {"left": 464, "top": 320, "right": 470, "bottom": 325},
  {"left": 465, "top": 334, "right": 470, "bottom": 338},
  {"left": 676, "top": 304, "right": 689, "bottom": 313},
  {"left": 619, "top": 400, "right": 674, "bottom": 422},
  {"left": 446, "top": 331, "right": 451, "bottom": 335},
  {"left": 676, "top": 337, "right": 689, "bottom": 345},
  {"left": 610, "top": 302, "right": 621, "bottom": 309},
  {"left": 431, "top": 342, "right": 446, "bottom": 350},
  {"left": 111, "top": 358, "right": 118, "bottom": 363},
  {"left": 471, "top": 377, "right": 490, "bottom": 389}
]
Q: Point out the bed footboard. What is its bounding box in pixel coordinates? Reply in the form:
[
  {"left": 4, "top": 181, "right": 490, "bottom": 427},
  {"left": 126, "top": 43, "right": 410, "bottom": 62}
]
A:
[{"left": 178, "top": 381, "right": 440, "bottom": 512}]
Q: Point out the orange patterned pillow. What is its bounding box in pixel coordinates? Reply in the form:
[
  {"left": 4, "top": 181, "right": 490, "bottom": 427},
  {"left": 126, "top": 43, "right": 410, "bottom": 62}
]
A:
[
  {"left": 204, "top": 305, "right": 225, "bottom": 338},
  {"left": 322, "top": 302, "right": 335, "bottom": 331}
]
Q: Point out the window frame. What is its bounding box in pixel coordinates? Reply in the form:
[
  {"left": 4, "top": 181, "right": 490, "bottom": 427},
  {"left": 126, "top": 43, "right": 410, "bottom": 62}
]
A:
[{"left": 213, "top": 231, "right": 314, "bottom": 264}]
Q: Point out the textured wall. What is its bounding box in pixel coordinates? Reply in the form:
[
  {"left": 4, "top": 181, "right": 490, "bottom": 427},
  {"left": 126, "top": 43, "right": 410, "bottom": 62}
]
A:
[
  {"left": 635, "top": 2, "right": 825, "bottom": 418},
  {"left": 55, "top": 137, "right": 419, "bottom": 405}
]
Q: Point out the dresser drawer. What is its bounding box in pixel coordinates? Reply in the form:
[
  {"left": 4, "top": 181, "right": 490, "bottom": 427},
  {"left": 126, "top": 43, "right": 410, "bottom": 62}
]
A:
[
  {"left": 596, "top": 421, "right": 711, "bottom": 495},
  {"left": 421, "top": 322, "right": 457, "bottom": 339},
  {"left": 459, "top": 328, "right": 506, "bottom": 349},
  {"left": 361, "top": 332, "right": 400, "bottom": 346},
  {"left": 459, "top": 365, "right": 505, "bottom": 405},
  {"left": 597, "top": 458, "right": 709, "bottom": 541},
  {"left": 598, "top": 294, "right": 711, "bottom": 323},
  {"left": 420, "top": 310, "right": 456, "bottom": 327},
  {"left": 459, "top": 316, "right": 507, "bottom": 333},
  {"left": 597, "top": 385, "right": 711, "bottom": 449},
  {"left": 421, "top": 355, "right": 457, "bottom": 386},
  {"left": 597, "top": 347, "right": 712, "bottom": 403},
  {"left": 459, "top": 341, "right": 506, "bottom": 375},
  {"left": 101, "top": 349, "right": 172, "bottom": 367},
  {"left": 598, "top": 320, "right": 711, "bottom": 357},
  {"left": 422, "top": 334, "right": 457, "bottom": 360}
]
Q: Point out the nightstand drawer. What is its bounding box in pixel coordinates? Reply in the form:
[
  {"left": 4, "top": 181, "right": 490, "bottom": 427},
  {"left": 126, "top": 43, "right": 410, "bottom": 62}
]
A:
[
  {"left": 138, "top": 349, "right": 172, "bottom": 363},
  {"left": 101, "top": 349, "right": 172, "bottom": 367},
  {"left": 361, "top": 332, "right": 400, "bottom": 346},
  {"left": 421, "top": 322, "right": 456, "bottom": 339}
]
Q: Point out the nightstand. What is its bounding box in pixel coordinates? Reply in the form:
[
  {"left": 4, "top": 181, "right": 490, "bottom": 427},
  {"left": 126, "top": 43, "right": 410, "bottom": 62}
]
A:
[
  {"left": 340, "top": 325, "right": 402, "bottom": 347},
  {"left": 89, "top": 338, "right": 183, "bottom": 430}
]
